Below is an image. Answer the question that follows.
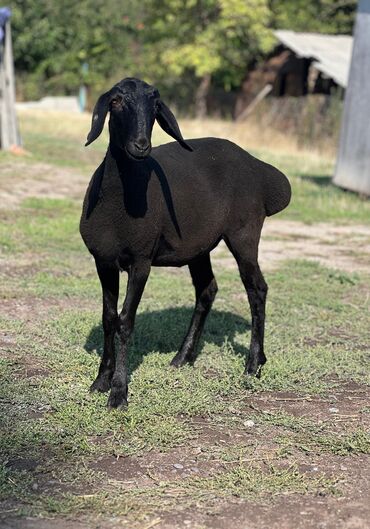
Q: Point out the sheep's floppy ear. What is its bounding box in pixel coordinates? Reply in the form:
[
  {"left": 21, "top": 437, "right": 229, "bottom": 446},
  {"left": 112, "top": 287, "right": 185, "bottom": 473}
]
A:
[
  {"left": 156, "top": 100, "right": 193, "bottom": 151},
  {"left": 85, "top": 90, "right": 113, "bottom": 146}
]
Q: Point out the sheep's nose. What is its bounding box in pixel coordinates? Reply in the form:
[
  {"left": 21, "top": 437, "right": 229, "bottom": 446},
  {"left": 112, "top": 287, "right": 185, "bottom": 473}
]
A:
[{"left": 134, "top": 138, "right": 150, "bottom": 153}]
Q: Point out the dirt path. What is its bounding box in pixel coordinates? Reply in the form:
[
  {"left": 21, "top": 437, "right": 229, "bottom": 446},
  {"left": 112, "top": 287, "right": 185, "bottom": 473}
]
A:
[
  {"left": 261, "top": 220, "right": 370, "bottom": 273},
  {"left": 0, "top": 161, "right": 87, "bottom": 207},
  {"left": 213, "top": 220, "right": 370, "bottom": 274}
]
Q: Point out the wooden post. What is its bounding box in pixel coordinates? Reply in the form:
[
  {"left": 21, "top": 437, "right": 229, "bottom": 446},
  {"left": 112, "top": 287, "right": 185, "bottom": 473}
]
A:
[
  {"left": 0, "top": 19, "right": 21, "bottom": 149},
  {"left": 333, "top": 0, "right": 370, "bottom": 195},
  {"left": 235, "top": 84, "right": 273, "bottom": 122}
]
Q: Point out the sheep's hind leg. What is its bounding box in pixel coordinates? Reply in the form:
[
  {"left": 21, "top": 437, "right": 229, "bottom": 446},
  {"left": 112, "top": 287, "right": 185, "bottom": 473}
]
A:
[
  {"left": 226, "top": 232, "right": 267, "bottom": 377},
  {"left": 90, "top": 264, "right": 119, "bottom": 393},
  {"left": 171, "top": 254, "right": 218, "bottom": 367}
]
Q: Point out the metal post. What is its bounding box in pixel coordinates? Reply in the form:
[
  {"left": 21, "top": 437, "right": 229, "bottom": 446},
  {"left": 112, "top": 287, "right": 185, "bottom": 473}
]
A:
[{"left": 333, "top": 0, "right": 370, "bottom": 195}]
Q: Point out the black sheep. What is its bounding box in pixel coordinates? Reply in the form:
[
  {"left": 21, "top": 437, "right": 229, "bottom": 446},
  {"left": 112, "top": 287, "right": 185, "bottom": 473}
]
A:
[{"left": 80, "top": 78, "right": 291, "bottom": 409}]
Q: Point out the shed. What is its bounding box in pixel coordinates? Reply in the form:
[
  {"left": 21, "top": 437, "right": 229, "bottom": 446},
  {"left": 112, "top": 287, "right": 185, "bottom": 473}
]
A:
[
  {"left": 235, "top": 31, "right": 353, "bottom": 119},
  {"left": 274, "top": 31, "right": 352, "bottom": 89}
]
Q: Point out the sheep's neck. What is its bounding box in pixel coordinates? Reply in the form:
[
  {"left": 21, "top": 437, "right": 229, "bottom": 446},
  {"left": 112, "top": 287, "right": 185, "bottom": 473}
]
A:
[{"left": 108, "top": 144, "right": 151, "bottom": 219}]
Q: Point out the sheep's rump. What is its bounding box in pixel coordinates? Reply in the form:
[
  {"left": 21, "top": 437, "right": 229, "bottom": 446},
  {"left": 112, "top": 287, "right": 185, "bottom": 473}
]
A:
[{"left": 259, "top": 162, "right": 291, "bottom": 216}]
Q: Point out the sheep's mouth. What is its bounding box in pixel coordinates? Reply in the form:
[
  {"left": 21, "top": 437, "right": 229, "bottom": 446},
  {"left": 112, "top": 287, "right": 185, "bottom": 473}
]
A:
[{"left": 125, "top": 146, "right": 152, "bottom": 161}]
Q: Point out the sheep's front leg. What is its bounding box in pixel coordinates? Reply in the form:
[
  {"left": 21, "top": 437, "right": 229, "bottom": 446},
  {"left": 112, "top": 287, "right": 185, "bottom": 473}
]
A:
[
  {"left": 90, "top": 264, "right": 119, "bottom": 394},
  {"left": 107, "top": 260, "right": 151, "bottom": 410}
]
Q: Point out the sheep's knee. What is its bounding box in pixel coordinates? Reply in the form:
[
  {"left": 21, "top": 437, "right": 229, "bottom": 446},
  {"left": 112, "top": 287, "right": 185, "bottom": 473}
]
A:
[{"left": 198, "top": 278, "right": 218, "bottom": 310}]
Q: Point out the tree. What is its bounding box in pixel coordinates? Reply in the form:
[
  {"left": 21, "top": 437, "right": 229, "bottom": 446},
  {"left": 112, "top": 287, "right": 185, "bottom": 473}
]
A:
[
  {"left": 11, "top": 0, "right": 140, "bottom": 101},
  {"left": 143, "top": 0, "right": 274, "bottom": 116},
  {"left": 269, "top": 0, "right": 357, "bottom": 34}
]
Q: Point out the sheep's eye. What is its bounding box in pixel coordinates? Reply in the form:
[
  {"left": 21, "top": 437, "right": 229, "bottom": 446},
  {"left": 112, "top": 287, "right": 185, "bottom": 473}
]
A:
[
  {"left": 147, "top": 88, "right": 159, "bottom": 101},
  {"left": 111, "top": 97, "right": 122, "bottom": 108}
]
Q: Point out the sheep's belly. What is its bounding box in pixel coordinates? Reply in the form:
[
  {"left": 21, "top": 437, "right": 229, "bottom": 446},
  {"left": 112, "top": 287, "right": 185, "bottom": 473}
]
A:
[{"left": 152, "top": 234, "right": 221, "bottom": 267}]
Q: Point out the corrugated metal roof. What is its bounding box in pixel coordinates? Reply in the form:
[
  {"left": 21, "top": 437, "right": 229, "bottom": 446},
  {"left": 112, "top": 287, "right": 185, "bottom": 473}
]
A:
[{"left": 274, "top": 30, "right": 353, "bottom": 88}]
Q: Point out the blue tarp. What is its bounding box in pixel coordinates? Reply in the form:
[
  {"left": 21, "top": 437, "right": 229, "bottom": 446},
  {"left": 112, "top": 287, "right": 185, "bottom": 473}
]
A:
[{"left": 0, "top": 7, "right": 11, "bottom": 43}]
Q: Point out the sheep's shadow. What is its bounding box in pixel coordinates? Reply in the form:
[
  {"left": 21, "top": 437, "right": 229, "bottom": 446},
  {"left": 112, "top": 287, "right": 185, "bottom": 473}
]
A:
[
  {"left": 84, "top": 307, "right": 250, "bottom": 375},
  {"left": 301, "top": 174, "right": 363, "bottom": 197},
  {"left": 300, "top": 174, "right": 333, "bottom": 188}
]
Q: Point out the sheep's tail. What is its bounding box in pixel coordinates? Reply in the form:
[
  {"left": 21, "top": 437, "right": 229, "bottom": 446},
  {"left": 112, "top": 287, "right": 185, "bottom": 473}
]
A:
[{"left": 262, "top": 164, "right": 291, "bottom": 217}]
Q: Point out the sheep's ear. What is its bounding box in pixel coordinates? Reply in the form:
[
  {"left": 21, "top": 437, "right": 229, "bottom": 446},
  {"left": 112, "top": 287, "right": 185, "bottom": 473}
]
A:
[
  {"left": 85, "top": 91, "right": 113, "bottom": 146},
  {"left": 156, "top": 100, "right": 193, "bottom": 151}
]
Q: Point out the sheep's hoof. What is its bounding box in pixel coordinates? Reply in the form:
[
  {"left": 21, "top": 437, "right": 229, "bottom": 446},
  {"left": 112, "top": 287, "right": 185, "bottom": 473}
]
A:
[
  {"left": 170, "top": 352, "right": 193, "bottom": 368},
  {"left": 245, "top": 350, "right": 266, "bottom": 379},
  {"left": 90, "top": 374, "right": 112, "bottom": 394},
  {"left": 245, "top": 364, "right": 263, "bottom": 379},
  {"left": 170, "top": 356, "right": 186, "bottom": 368},
  {"left": 107, "top": 388, "right": 128, "bottom": 411},
  {"left": 245, "top": 357, "right": 266, "bottom": 379}
]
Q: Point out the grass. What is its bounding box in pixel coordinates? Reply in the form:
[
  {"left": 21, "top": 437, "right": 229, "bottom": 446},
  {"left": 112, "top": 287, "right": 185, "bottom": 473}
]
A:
[
  {"left": 6, "top": 464, "right": 334, "bottom": 521},
  {"left": 0, "top": 111, "right": 369, "bottom": 526}
]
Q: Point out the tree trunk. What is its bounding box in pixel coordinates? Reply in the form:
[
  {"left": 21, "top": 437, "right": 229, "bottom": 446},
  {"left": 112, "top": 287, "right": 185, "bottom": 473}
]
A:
[{"left": 194, "top": 74, "right": 211, "bottom": 118}]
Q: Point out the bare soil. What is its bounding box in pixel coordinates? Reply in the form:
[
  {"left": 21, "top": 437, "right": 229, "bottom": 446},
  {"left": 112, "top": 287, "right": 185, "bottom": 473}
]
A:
[
  {"left": 0, "top": 295, "right": 92, "bottom": 322},
  {"left": 69, "top": 384, "right": 370, "bottom": 528},
  {"left": 247, "top": 381, "right": 370, "bottom": 433},
  {"left": 0, "top": 161, "right": 87, "bottom": 208},
  {"left": 213, "top": 220, "right": 370, "bottom": 274}
]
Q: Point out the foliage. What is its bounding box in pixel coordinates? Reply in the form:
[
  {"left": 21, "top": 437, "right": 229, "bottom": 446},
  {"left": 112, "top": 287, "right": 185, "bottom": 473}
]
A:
[
  {"left": 9, "top": 0, "right": 357, "bottom": 107},
  {"left": 143, "top": 0, "right": 274, "bottom": 91},
  {"left": 270, "top": 0, "right": 357, "bottom": 34},
  {"left": 11, "top": 0, "right": 140, "bottom": 100}
]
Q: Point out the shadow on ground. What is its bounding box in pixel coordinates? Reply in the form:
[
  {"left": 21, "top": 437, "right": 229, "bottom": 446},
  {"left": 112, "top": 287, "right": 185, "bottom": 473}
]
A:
[
  {"left": 300, "top": 174, "right": 333, "bottom": 187},
  {"left": 84, "top": 307, "right": 251, "bottom": 373}
]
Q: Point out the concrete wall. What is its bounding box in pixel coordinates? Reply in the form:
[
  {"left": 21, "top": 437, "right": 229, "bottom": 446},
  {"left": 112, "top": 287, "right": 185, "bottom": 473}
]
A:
[{"left": 334, "top": 0, "right": 370, "bottom": 195}]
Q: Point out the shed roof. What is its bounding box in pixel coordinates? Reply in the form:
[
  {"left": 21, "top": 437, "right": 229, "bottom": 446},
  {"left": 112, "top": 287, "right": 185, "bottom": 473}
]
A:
[{"left": 274, "top": 30, "right": 353, "bottom": 88}]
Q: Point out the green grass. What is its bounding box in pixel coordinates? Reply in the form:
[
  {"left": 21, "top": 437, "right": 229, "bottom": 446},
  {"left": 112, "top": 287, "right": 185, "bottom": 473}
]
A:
[
  {"left": 250, "top": 149, "right": 370, "bottom": 224},
  {"left": 0, "top": 112, "right": 369, "bottom": 525},
  {"left": 189, "top": 464, "right": 338, "bottom": 498},
  {"left": 6, "top": 463, "right": 334, "bottom": 522}
]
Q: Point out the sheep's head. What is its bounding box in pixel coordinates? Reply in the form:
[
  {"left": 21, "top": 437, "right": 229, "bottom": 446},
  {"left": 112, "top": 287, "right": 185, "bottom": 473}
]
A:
[{"left": 85, "top": 78, "right": 192, "bottom": 160}]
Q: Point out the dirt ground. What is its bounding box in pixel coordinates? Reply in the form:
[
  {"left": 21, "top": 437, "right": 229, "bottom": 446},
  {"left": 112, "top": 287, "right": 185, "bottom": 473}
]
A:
[
  {"left": 212, "top": 220, "right": 370, "bottom": 275},
  {"left": 0, "top": 161, "right": 87, "bottom": 207},
  {"left": 2, "top": 380, "right": 370, "bottom": 529},
  {"left": 1, "top": 160, "right": 369, "bottom": 529}
]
